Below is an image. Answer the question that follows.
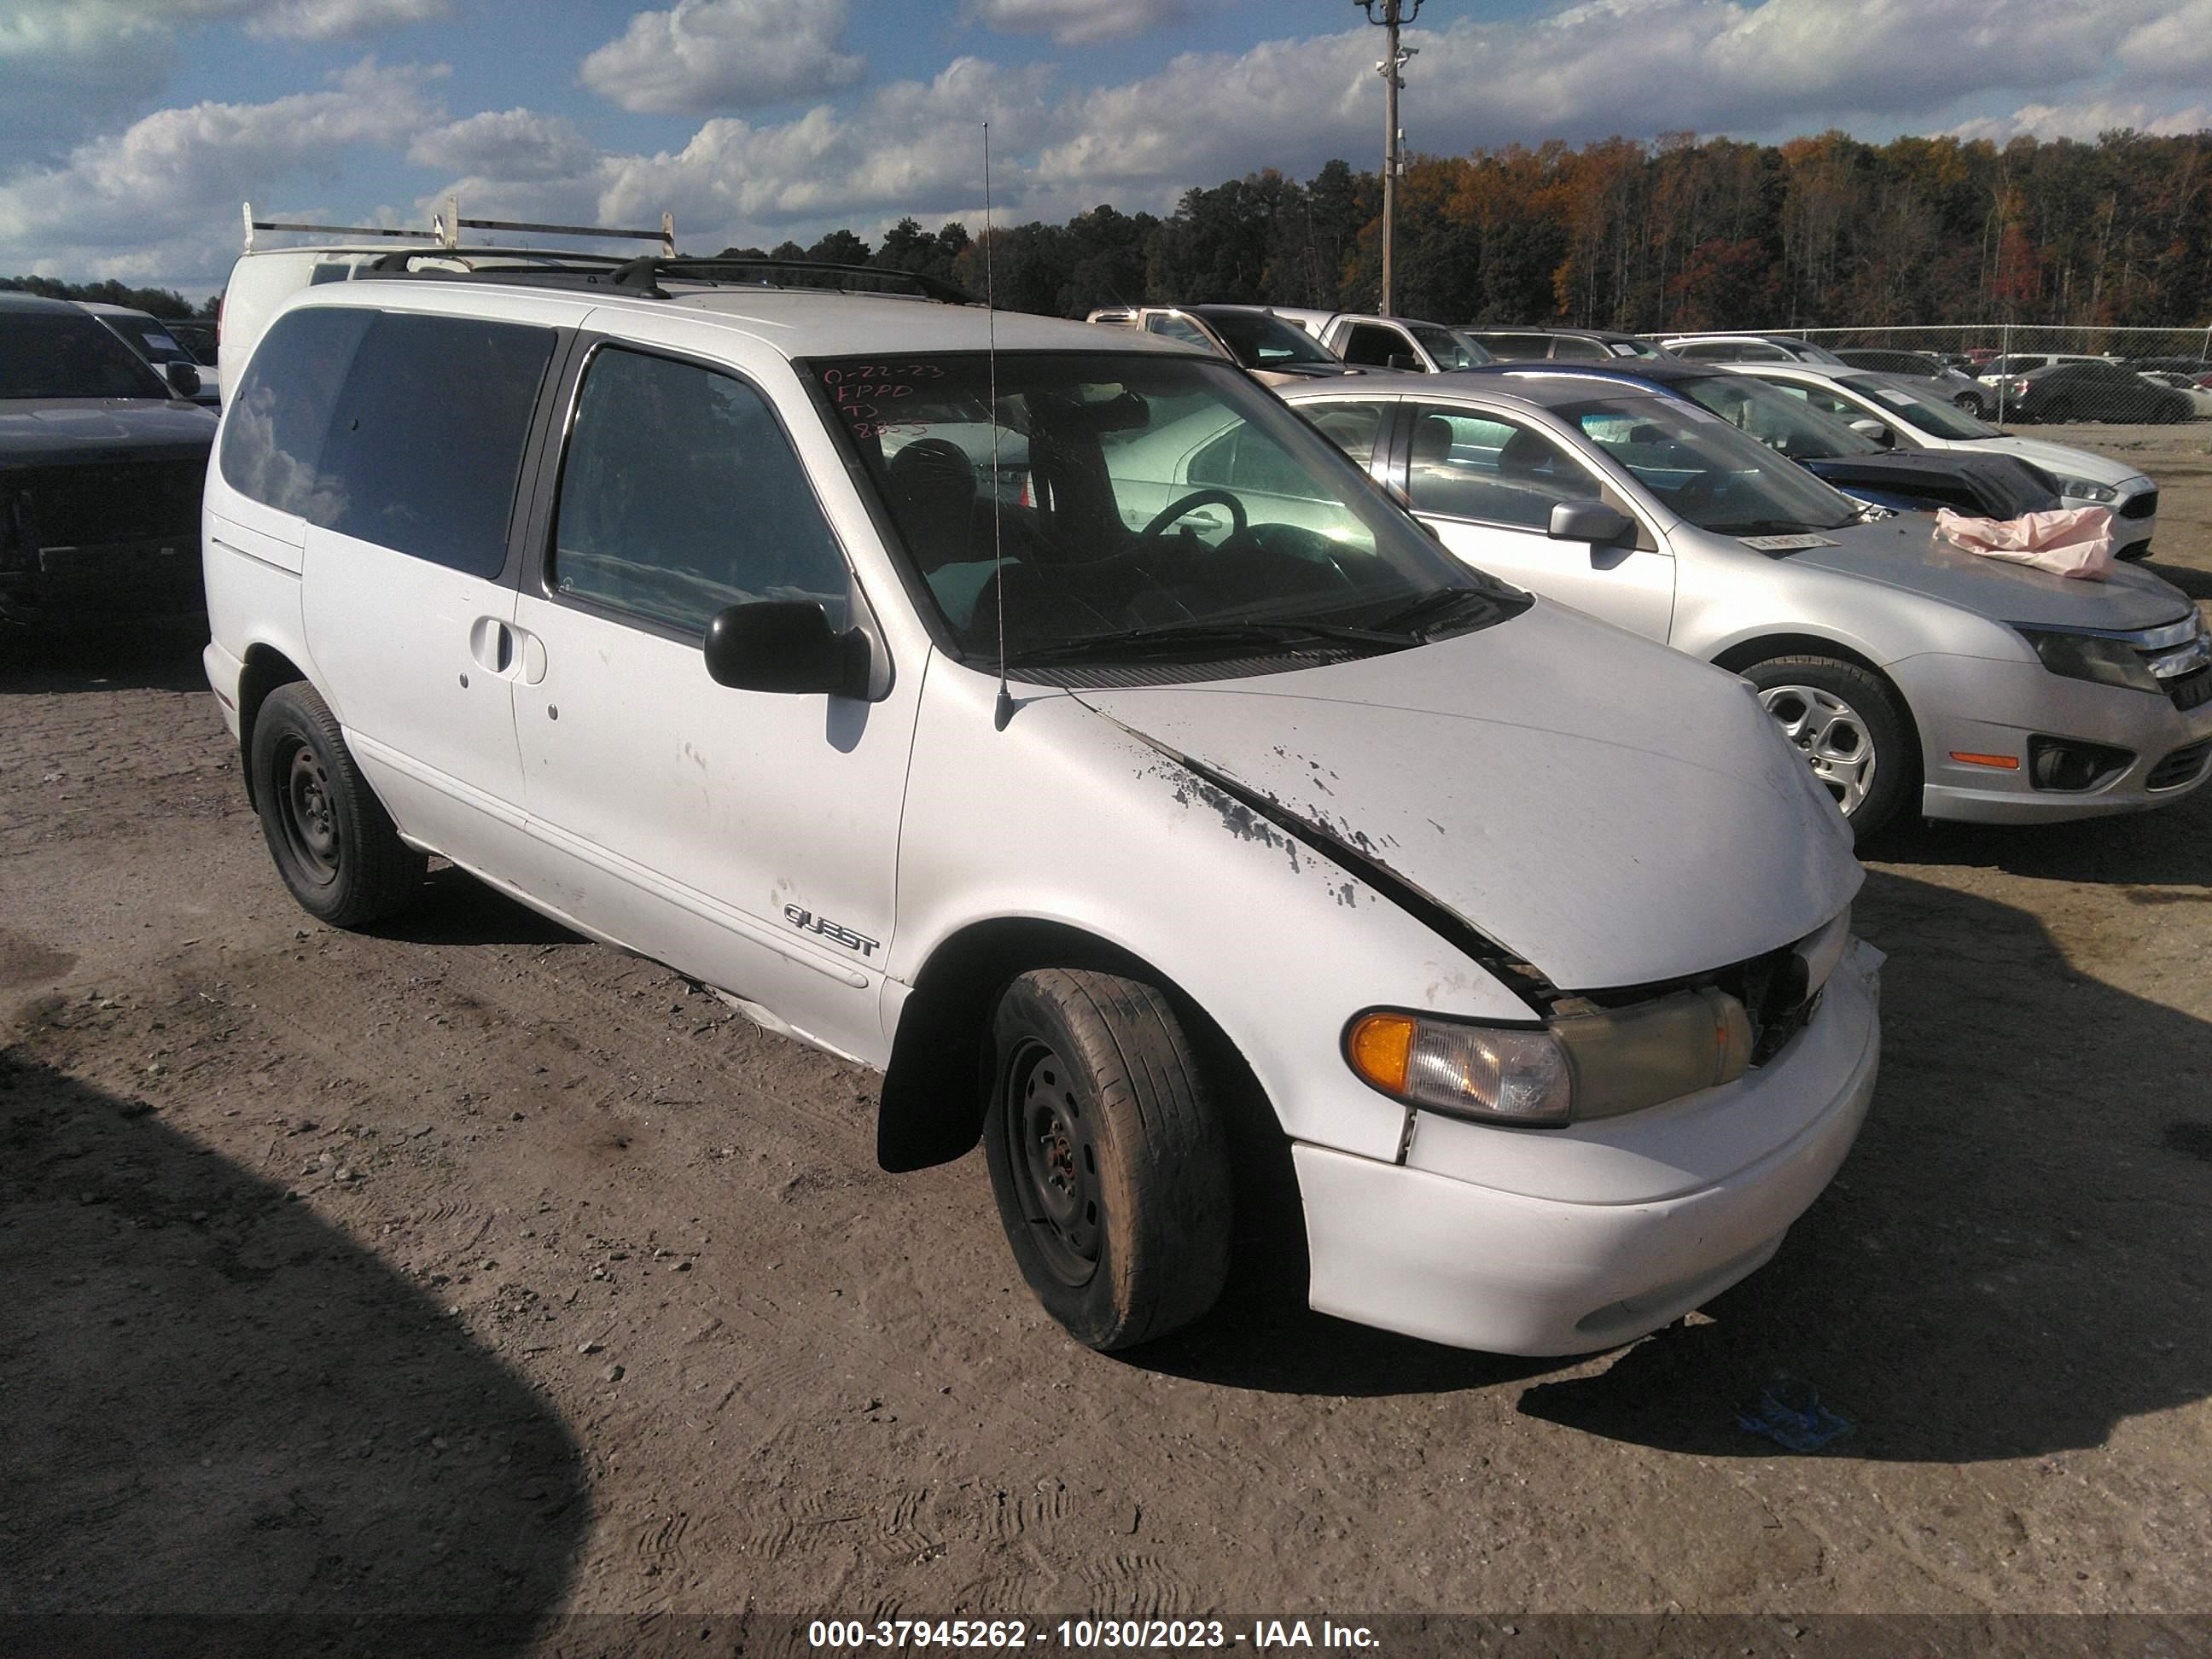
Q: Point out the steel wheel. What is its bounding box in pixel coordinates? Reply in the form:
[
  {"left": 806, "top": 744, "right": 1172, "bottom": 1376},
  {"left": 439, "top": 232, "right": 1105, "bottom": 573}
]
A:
[
  {"left": 276, "top": 736, "right": 341, "bottom": 888},
  {"left": 1004, "top": 1037, "right": 1101, "bottom": 1287},
  {"left": 1760, "top": 682, "right": 1878, "bottom": 817}
]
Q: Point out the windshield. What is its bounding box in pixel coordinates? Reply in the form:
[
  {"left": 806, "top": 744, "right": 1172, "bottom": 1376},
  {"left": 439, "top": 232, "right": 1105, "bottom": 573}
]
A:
[
  {"left": 1673, "top": 373, "right": 1881, "bottom": 460},
  {"left": 0, "top": 310, "right": 170, "bottom": 399},
  {"left": 810, "top": 352, "right": 1520, "bottom": 671},
  {"left": 1561, "top": 394, "right": 1864, "bottom": 535},
  {"left": 1605, "top": 337, "right": 1668, "bottom": 359},
  {"left": 1191, "top": 309, "right": 1342, "bottom": 369},
  {"left": 1838, "top": 373, "right": 1999, "bottom": 439},
  {"left": 1414, "top": 326, "right": 1491, "bottom": 369}
]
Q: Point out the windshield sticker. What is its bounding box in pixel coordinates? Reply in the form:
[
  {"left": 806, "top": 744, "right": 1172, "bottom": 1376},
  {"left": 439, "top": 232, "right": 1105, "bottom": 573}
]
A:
[{"left": 1739, "top": 533, "right": 1841, "bottom": 550}]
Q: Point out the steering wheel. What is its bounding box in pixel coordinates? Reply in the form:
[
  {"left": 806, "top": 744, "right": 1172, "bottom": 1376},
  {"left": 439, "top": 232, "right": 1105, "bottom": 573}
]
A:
[
  {"left": 1670, "top": 471, "right": 1721, "bottom": 517},
  {"left": 1142, "top": 488, "right": 1248, "bottom": 539}
]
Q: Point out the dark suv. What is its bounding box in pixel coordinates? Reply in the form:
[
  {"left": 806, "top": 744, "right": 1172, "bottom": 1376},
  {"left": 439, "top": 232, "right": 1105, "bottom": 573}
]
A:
[{"left": 1, "top": 293, "right": 218, "bottom": 623}]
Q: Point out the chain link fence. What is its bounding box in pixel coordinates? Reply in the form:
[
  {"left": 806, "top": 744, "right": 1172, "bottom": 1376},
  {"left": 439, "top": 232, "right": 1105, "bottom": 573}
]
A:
[{"left": 1786, "top": 324, "right": 2212, "bottom": 428}]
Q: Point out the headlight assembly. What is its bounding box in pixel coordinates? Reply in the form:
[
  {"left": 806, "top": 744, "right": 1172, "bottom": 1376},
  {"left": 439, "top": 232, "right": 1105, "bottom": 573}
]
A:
[
  {"left": 1345, "top": 987, "right": 1755, "bottom": 1127},
  {"left": 2014, "top": 626, "right": 2162, "bottom": 694},
  {"left": 2051, "top": 476, "right": 2118, "bottom": 504}
]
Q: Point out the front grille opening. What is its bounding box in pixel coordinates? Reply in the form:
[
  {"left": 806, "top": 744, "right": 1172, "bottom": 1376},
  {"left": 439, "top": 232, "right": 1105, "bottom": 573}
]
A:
[
  {"left": 2165, "top": 666, "right": 2212, "bottom": 713},
  {"left": 2148, "top": 741, "right": 2212, "bottom": 793},
  {"left": 2118, "top": 490, "right": 2159, "bottom": 521}
]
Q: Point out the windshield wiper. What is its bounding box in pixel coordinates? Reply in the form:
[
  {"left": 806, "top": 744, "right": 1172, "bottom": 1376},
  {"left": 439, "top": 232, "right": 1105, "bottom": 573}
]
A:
[
  {"left": 1367, "top": 585, "right": 1508, "bottom": 637},
  {"left": 1002, "top": 617, "right": 1413, "bottom": 668}
]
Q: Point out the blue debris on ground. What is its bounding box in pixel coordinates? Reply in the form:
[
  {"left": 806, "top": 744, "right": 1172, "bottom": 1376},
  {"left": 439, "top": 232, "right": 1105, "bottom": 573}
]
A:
[{"left": 1737, "top": 1377, "right": 1854, "bottom": 1452}]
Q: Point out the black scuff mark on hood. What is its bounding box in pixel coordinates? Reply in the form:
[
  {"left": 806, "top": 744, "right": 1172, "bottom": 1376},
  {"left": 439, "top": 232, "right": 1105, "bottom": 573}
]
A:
[{"left": 1110, "top": 716, "right": 1557, "bottom": 1012}]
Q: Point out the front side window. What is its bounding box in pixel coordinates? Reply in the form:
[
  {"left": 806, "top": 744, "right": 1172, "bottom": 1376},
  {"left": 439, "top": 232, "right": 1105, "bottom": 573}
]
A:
[
  {"left": 0, "top": 308, "right": 168, "bottom": 399},
  {"left": 1419, "top": 327, "right": 1492, "bottom": 368},
  {"left": 809, "top": 352, "right": 1516, "bottom": 671},
  {"left": 1674, "top": 373, "right": 1880, "bottom": 460},
  {"left": 1404, "top": 407, "right": 1600, "bottom": 529},
  {"left": 1674, "top": 341, "right": 1740, "bottom": 361},
  {"left": 1566, "top": 394, "right": 1863, "bottom": 535},
  {"left": 551, "top": 346, "right": 849, "bottom": 636},
  {"left": 1836, "top": 374, "right": 1996, "bottom": 439},
  {"left": 1341, "top": 323, "right": 1408, "bottom": 368}
]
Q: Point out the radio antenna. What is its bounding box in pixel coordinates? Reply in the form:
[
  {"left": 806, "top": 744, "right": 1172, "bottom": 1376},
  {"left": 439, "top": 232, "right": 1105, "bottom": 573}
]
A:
[{"left": 985, "top": 120, "right": 1015, "bottom": 733}]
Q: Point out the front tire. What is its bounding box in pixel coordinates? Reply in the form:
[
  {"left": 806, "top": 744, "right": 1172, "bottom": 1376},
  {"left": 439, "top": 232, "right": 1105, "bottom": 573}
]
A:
[
  {"left": 251, "top": 681, "right": 426, "bottom": 927},
  {"left": 983, "top": 969, "right": 1232, "bottom": 1351},
  {"left": 1742, "top": 655, "right": 1916, "bottom": 841}
]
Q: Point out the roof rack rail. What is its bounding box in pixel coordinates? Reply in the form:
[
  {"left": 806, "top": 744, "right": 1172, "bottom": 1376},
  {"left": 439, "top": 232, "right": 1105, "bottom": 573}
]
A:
[
  {"left": 604, "top": 256, "right": 975, "bottom": 306},
  {"left": 242, "top": 197, "right": 676, "bottom": 257}
]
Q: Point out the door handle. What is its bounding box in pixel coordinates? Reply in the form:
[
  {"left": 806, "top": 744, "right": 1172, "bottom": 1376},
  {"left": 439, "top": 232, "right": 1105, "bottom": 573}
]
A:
[{"left": 469, "top": 616, "right": 515, "bottom": 674}]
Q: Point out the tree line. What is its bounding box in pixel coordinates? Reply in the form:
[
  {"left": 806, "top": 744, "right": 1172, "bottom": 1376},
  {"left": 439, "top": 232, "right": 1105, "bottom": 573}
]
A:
[
  {"left": 748, "top": 127, "right": 2212, "bottom": 332},
  {"left": 0, "top": 275, "right": 216, "bottom": 318},
  {"left": 11, "top": 127, "right": 2207, "bottom": 332}
]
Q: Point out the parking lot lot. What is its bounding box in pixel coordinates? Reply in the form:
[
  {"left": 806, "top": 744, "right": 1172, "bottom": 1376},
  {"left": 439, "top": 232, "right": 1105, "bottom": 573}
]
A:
[{"left": 4, "top": 425, "right": 2209, "bottom": 1631}]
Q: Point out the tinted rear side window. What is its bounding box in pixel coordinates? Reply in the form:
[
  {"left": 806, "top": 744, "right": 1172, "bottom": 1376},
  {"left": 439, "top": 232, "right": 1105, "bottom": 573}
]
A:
[
  {"left": 220, "top": 306, "right": 555, "bottom": 576},
  {"left": 219, "top": 306, "right": 375, "bottom": 521}
]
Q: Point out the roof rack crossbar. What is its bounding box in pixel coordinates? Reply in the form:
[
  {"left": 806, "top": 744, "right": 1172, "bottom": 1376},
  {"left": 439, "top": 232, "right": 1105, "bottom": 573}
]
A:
[
  {"left": 606, "top": 256, "right": 975, "bottom": 306},
  {"left": 244, "top": 200, "right": 676, "bottom": 257},
  {"left": 454, "top": 215, "right": 675, "bottom": 254}
]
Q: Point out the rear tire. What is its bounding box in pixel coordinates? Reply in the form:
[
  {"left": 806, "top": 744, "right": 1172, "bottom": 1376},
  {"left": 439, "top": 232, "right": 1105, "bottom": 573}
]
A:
[
  {"left": 251, "top": 681, "right": 426, "bottom": 927},
  {"left": 983, "top": 969, "right": 1232, "bottom": 1351},
  {"left": 1741, "top": 655, "right": 1917, "bottom": 842}
]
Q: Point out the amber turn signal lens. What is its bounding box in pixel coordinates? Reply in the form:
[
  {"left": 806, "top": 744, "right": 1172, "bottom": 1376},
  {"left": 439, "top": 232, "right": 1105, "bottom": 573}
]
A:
[{"left": 1346, "top": 1012, "right": 1417, "bottom": 1094}]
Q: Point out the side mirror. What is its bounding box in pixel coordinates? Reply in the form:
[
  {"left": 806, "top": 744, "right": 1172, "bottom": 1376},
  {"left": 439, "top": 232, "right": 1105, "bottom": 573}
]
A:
[
  {"left": 1386, "top": 352, "right": 1424, "bottom": 372},
  {"left": 164, "top": 360, "right": 201, "bottom": 399},
  {"left": 702, "top": 601, "right": 868, "bottom": 696},
  {"left": 1848, "top": 417, "right": 1893, "bottom": 447},
  {"left": 1547, "top": 500, "right": 1634, "bottom": 545}
]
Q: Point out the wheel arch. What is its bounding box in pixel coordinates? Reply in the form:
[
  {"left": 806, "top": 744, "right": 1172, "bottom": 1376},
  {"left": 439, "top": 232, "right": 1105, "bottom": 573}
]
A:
[
  {"left": 236, "top": 642, "right": 309, "bottom": 809},
  {"left": 1714, "top": 631, "right": 1927, "bottom": 798},
  {"left": 876, "top": 917, "right": 1269, "bottom": 1177}
]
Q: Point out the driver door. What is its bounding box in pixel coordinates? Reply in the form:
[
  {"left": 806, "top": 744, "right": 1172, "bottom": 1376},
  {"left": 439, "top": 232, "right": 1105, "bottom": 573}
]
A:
[{"left": 1393, "top": 404, "right": 1674, "bottom": 642}]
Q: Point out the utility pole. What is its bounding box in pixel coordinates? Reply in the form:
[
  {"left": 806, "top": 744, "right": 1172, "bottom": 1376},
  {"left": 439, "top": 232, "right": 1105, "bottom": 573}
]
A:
[{"left": 1359, "top": 0, "right": 1423, "bottom": 315}]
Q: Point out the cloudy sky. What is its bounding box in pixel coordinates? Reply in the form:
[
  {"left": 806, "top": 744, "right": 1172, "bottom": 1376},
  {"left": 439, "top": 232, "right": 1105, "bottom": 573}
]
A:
[{"left": 3, "top": 0, "right": 2208, "bottom": 300}]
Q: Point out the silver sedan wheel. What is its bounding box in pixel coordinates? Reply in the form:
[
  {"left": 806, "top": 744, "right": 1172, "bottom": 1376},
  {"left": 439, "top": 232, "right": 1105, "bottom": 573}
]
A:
[{"left": 1760, "top": 683, "right": 1877, "bottom": 817}]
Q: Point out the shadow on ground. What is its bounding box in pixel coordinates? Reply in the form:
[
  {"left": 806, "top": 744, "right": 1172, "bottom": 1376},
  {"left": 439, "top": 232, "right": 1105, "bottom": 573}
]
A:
[
  {"left": 0, "top": 617, "right": 209, "bottom": 696},
  {"left": 0, "top": 1051, "right": 589, "bottom": 1651},
  {"left": 370, "top": 865, "right": 586, "bottom": 950},
  {"left": 1869, "top": 781, "right": 2212, "bottom": 888},
  {"left": 1516, "top": 865, "right": 2212, "bottom": 1460}
]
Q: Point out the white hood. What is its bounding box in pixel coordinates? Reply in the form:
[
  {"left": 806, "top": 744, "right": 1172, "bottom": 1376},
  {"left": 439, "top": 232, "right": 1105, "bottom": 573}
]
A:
[
  {"left": 1965, "top": 434, "right": 2149, "bottom": 489},
  {"left": 1070, "top": 602, "right": 1862, "bottom": 992}
]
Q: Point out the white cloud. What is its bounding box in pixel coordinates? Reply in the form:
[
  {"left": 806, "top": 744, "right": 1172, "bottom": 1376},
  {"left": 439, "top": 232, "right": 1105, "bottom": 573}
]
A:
[
  {"left": 2115, "top": 0, "right": 2212, "bottom": 84},
  {"left": 406, "top": 108, "right": 595, "bottom": 181},
  {"left": 408, "top": 58, "right": 1051, "bottom": 255},
  {"left": 244, "top": 0, "right": 454, "bottom": 40},
  {"left": 579, "top": 0, "right": 865, "bottom": 115},
  {"left": 0, "top": 59, "right": 446, "bottom": 283},
  {"left": 0, "top": 0, "right": 449, "bottom": 160},
  {"left": 1949, "top": 98, "right": 2212, "bottom": 144},
  {"left": 1038, "top": 0, "right": 2191, "bottom": 195},
  {"left": 959, "top": 0, "right": 1193, "bottom": 47}
]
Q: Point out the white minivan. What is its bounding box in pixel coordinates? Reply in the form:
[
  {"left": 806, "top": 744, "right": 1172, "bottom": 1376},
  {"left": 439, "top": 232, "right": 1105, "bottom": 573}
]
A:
[{"left": 201, "top": 263, "right": 1882, "bottom": 1355}]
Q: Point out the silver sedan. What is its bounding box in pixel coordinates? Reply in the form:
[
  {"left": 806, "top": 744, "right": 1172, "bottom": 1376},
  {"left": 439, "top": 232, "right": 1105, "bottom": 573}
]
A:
[{"left": 1261, "top": 370, "right": 2212, "bottom": 836}]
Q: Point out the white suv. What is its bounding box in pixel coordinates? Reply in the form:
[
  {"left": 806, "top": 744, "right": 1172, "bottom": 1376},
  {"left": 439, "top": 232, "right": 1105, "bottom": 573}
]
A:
[{"left": 201, "top": 259, "right": 1882, "bottom": 1355}]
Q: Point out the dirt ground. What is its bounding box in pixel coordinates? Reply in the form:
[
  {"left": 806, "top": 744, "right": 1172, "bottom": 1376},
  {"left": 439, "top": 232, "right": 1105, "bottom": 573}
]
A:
[{"left": 5, "top": 423, "right": 2211, "bottom": 1647}]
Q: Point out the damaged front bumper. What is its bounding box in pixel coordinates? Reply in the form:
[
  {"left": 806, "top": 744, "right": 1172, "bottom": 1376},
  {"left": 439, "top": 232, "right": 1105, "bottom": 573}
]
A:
[{"left": 1292, "top": 937, "right": 1883, "bottom": 1356}]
